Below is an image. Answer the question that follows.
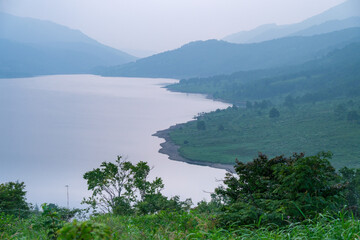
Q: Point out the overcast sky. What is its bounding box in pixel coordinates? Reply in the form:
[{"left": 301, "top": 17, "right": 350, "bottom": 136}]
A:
[{"left": 0, "top": 0, "right": 346, "bottom": 55}]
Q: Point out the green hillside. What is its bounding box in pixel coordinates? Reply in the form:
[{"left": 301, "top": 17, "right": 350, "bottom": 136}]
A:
[
  {"left": 98, "top": 28, "right": 360, "bottom": 79},
  {"left": 168, "top": 42, "right": 360, "bottom": 104},
  {"left": 169, "top": 98, "right": 360, "bottom": 168},
  {"left": 166, "top": 43, "right": 360, "bottom": 168}
]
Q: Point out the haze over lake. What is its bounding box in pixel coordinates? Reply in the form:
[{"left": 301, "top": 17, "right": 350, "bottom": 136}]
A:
[{"left": 0, "top": 75, "right": 230, "bottom": 207}]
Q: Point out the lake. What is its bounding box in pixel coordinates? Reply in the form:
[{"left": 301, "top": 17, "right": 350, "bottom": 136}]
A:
[{"left": 0, "top": 74, "right": 230, "bottom": 208}]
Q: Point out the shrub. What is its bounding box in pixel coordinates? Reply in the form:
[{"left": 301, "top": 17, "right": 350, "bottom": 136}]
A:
[
  {"left": 215, "top": 152, "right": 344, "bottom": 227},
  {"left": 269, "top": 107, "right": 280, "bottom": 118},
  {"left": 57, "top": 220, "right": 112, "bottom": 240}
]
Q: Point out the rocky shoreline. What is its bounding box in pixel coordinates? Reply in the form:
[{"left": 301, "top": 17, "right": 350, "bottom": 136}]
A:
[{"left": 153, "top": 124, "right": 235, "bottom": 173}]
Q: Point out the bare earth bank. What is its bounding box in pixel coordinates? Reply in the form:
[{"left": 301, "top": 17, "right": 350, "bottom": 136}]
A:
[{"left": 153, "top": 124, "right": 235, "bottom": 173}]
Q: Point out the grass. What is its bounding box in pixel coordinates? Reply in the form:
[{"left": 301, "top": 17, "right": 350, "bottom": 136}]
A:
[
  {"left": 3, "top": 210, "right": 360, "bottom": 239},
  {"left": 82, "top": 212, "right": 360, "bottom": 239},
  {"left": 169, "top": 98, "right": 360, "bottom": 168}
]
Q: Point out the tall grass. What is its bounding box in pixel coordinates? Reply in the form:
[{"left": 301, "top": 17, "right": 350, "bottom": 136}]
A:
[
  {"left": 2, "top": 211, "right": 360, "bottom": 239},
  {"left": 92, "top": 212, "right": 360, "bottom": 240}
]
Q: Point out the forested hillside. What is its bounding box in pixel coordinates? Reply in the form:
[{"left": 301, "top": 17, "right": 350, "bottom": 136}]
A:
[
  {"left": 97, "top": 28, "right": 360, "bottom": 79},
  {"left": 168, "top": 42, "right": 360, "bottom": 104},
  {"left": 164, "top": 42, "right": 360, "bottom": 168}
]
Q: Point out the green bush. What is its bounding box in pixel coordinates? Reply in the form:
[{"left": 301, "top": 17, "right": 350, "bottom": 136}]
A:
[
  {"left": 58, "top": 220, "right": 112, "bottom": 240},
  {"left": 216, "top": 152, "right": 345, "bottom": 227},
  {"left": 0, "top": 181, "right": 30, "bottom": 218},
  {"left": 269, "top": 107, "right": 280, "bottom": 118},
  {"left": 135, "top": 194, "right": 192, "bottom": 215}
]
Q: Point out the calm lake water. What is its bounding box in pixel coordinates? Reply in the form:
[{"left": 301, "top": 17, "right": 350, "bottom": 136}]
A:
[{"left": 0, "top": 75, "right": 230, "bottom": 208}]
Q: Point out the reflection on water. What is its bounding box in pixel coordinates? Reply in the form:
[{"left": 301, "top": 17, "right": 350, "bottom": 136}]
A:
[{"left": 0, "top": 75, "right": 230, "bottom": 207}]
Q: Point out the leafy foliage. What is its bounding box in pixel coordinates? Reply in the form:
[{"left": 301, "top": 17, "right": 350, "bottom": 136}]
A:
[
  {"left": 83, "top": 156, "right": 191, "bottom": 215},
  {"left": 0, "top": 181, "right": 29, "bottom": 218},
  {"left": 2, "top": 155, "right": 360, "bottom": 239},
  {"left": 339, "top": 167, "right": 360, "bottom": 216},
  {"left": 135, "top": 195, "right": 192, "bottom": 215},
  {"left": 58, "top": 220, "right": 112, "bottom": 240},
  {"left": 82, "top": 156, "right": 165, "bottom": 214},
  {"left": 82, "top": 156, "right": 136, "bottom": 213},
  {"left": 40, "top": 203, "right": 66, "bottom": 239},
  {"left": 269, "top": 107, "right": 280, "bottom": 118},
  {"left": 215, "top": 152, "right": 345, "bottom": 227}
]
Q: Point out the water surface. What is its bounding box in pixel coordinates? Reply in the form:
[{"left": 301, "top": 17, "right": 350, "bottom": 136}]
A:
[{"left": 0, "top": 75, "right": 230, "bottom": 207}]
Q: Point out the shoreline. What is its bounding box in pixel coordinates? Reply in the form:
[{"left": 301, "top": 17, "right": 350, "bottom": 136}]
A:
[{"left": 153, "top": 124, "right": 235, "bottom": 173}]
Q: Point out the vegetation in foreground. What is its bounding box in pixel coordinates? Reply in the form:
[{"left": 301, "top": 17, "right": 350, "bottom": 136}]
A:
[
  {"left": 3, "top": 210, "right": 360, "bottom": 239},
  {"left": 2, "top": 153, "right": 360, "bottom": 239}
]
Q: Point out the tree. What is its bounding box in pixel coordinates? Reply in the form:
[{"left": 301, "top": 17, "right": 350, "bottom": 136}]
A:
[
  {"left": 44, "top": 203, "right": 80, "bottom": 221},
  {"left": 245, "top": 101, "right": 253, "bottom": 109},
  {"left": 82, "top": 156, "right": 164, "bottom": 214},
  {"left": 347, "top": 110, "right": 360, "bottom": 123},
  {"left": 135, "top": 194, "right": 192, "bottom": 215},
  {"left": 130, "top": 161, "right": 164, "bottom": 201},
  {"left": 254, "top": 100, "right": 270, "bottom": 109},
  {"left": 269, "top": 107, "right": 280, "bottom": 118},
  {"left": 334, "top": 104, "right": 347, "bottom": 119},
  {"left": 82, "top": 156, "right": 134, "bottom": 213},
  {"left": 284, "top": 95, "right": 295, "bottom": 108},
  {"left": 218, "top": 124, "right": 225, "bottom": 131},
  {"left": 0, "top": 181, "right": 29, "bottom": 217},
  {"left": 196, "top": 120, "right": 206, "bottom": 130},
  {"left": 215, "top": 152, "right": 344, "bottom": 227}
]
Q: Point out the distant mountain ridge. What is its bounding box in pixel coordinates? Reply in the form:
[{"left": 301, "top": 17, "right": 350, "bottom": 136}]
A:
[
  {"left": 289, "top": 17, "right": 360, "bottom": 37},
  {"left": 224, "top": 0, "right": 360, "bottom": 43},
  {"left": 98, "top": 28, "right": 360, "bottom": 79},
  {"left": 167, "top": 42, "right": 360, "bottom": 104},
  {"left": 0, "top": 12, "right": 136, "bottom": 78}
]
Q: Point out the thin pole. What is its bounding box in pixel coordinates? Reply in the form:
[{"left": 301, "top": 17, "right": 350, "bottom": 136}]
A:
[{"left": 65, "top": 185, "right": 69, "bottom": 209}]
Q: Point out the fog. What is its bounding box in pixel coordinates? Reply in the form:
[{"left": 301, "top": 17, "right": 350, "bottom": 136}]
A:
[{"left": 0, "top": 0, "right": 345, "bottom": 54}]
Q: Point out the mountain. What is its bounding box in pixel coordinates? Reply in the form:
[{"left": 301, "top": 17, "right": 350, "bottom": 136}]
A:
[
  {"left": 98, "top": 28, "right": 360, "bottom": 79},
  {"left": 0, "top": 12, "right": 137, "bottom": 78},
  {"left": 224, "top": 0, "right": 360, "bottom": 44},
  {"left": 290, "top": 17, "right": 360, "bottom": 37},
  {"left": 167, "top": 41, "right": 360, "bottom": 103}
]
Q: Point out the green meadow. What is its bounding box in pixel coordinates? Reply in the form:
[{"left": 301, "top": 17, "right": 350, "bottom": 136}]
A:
[{"left": 169, "top": 98, "right": 360, "bottom": 168}]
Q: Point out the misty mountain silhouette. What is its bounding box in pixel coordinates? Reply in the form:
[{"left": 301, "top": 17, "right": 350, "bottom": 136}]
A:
[
  {"left": 0, "top": 12, "right": 136, "bottom": 78},
  {"left": 224, "top": 0, "right": 360, "bottom": 43}
]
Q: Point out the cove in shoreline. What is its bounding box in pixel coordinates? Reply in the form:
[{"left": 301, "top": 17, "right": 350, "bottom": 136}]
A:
[{"left": 153, "top": 124, "right": 235, "bottom": 173}]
